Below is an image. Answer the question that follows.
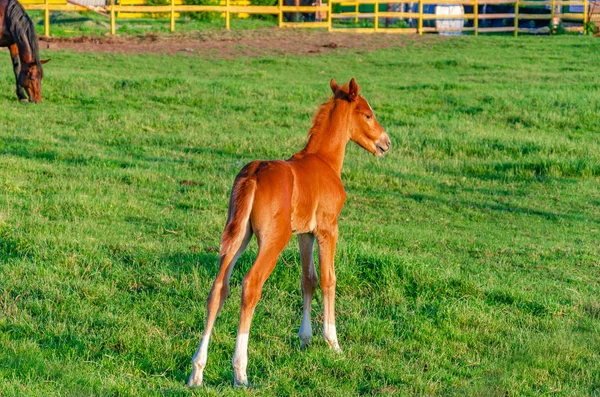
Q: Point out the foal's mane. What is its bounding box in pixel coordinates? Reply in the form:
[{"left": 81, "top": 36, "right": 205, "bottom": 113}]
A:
[
  {"left": 307, "top": 83, "right": 352, "bottom": 139},
  {"left": 308, "top": 100, "right": 334, "bottom": 138},
  {"left": 6, "top": 0, "right": 43, "bottom": 75}
]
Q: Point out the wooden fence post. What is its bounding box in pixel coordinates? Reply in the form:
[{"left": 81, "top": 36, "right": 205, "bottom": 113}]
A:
[
  {"left": 374, "top": 0, "right": 379, "bottom": 30},
  {"left": 514, "top": 0, "right": 519, "bottom": 36},
  {"left": 355, "top": 2, "right": 358, "bottom": 22},
  {"left": 583, "top": 0, "right": 589, "bottom": 34},
  {"left": 226, "top": 0, "right": 230, "bottom": 29},
  {"left": 550, "top": 0, "right": 555, "bottom": 32},
  {"left": 110, "top": 0, "right": 116, "bottom": 35},
  {"left": 278, "top": 0, "right": 283, "bottom": 27},
  {"left": 474, "top": 0, "right": 478, "bottom": 36},
  {"left": 418, "top": 0, "right": 423, "bottom": 34},
  {"left": 44, "top": 0, "right": 50, "bottom": 37},
  {"left": 328, "top": 0, "right": 332, "bottom": 31},
  {"left": 170, "top": 0, "right": 175, "bottom": 32}
]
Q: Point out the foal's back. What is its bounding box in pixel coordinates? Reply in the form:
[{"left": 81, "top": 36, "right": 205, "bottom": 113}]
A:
[{"left": 235, "top": 152, "right": 345, "bottom": 237}]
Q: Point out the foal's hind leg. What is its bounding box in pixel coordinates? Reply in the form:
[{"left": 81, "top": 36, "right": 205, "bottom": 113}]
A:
[
  {"left": 188, "top": 226, "right": 251, "bottom": 387},
  {"left": 298, "top": 233, "right": 317, "bottom": 349},
  {"left": 317, "top": 226, "right": 342, "bottom": 352},
  {"left": 232, "top": 228, "right": 292, "bottom": 387},
  {"left": 8, "top": 44, "right": 26, "bottom": 101}
]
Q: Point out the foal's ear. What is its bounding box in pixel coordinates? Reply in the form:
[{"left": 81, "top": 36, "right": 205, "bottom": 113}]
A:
[
  {"left": 41, "top": 59, "right": 51, "bottom": 64},
  {"left": 348, "top": 78, "right": 359, "bottom": 102},
  {"left": 330, "top": 78, "right": 339, "bottom": 94}
]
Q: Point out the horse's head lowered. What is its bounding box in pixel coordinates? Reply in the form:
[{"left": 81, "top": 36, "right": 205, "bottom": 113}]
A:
[
  {"left": 19, "top": 59, "right": 49, "bottom": 103},
  {"left": 330, "top": 78, "right": 391, "bottom": 156}
]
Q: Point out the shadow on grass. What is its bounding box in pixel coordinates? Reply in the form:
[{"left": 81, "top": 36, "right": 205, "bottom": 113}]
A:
[
  {"left": 378, "top": 170, "right": 598, "bottom": 224},
  {"left": 460, "top": 159, "right": 599, "bottom": 180},
  {"left": 0, "top": 228, "right": 34, "bottom": 260},
  {"left": 485, "top": 289, "right": 547, "bottom": 317},
  {"left": 404, "top": 192, "right": 587, "bottom": 222},
  {"left": 180, "top": 145, "right": 254, "bottom": 163},
  {"left": 47, "top": 16, "right": 91, "bottom": 24},
  {"left": 164, "top": 250, "right": 221, "bottom": 277},
  {"left": 0, "top": 137, "right": 256, "bottom": 172}
]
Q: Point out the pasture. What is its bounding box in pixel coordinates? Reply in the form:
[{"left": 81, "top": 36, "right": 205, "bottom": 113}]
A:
[{"left": 0, "top": 33, "right": 599, "bottom": 396}]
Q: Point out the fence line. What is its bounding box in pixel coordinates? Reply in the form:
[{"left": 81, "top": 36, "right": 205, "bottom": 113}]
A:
[{"left": 21, "top": 0, "right": 592, "bottom": 36}]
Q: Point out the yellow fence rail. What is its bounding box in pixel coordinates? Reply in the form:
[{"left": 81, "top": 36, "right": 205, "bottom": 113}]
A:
[
  {"left": 329, "top": 0, "right": 590, "bottom": 35},
  {"left": 20, "top": 0, "right": 592, "bottom": 36}
]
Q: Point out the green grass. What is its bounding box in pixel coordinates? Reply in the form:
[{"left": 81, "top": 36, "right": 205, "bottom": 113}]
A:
[
  {"left": 1, "top": 35, "right": 599, "bottom": 396},
  {"left": 28, "top": 10, "right": 277, "bottom": 37}
]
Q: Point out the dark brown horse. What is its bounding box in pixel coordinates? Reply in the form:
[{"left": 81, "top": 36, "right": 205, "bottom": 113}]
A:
[{"left": 0, "top": 0, "right": 49, "bottom": 103}]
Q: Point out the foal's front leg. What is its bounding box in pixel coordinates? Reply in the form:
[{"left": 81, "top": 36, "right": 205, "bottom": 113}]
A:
[
  {"left": 298, "top": 233, "right": 317, "bottom": 349},
  {"left": 316, "top": 227, "right": 341, "bottom": 352},
  {"left": 8, "top": 44, "right": 27, "bottom": 102}
]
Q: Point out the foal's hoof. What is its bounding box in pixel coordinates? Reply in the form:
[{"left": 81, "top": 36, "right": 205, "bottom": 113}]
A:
[
  {"left": 300, "top": 337, "right": 311, "bottom": 350},
  {"left": 19, "top": 98, "right": 29, "bottom": 103},
  {"left": 187, "top": 372, "right": 203, "bottom": 388},
  {"left": 328, "top": 342, "right": 343, "bottom": 354},
  {"left": 233, "top": 378, "right": 249, "bottom": 388},
  {"left": 326, "top": 340, "right": 342, "bottom": 353}
]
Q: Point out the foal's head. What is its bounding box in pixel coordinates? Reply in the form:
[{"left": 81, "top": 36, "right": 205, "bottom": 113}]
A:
[
  {"left": 330, "top": 78, "right": 391, "bottom": 156},
  {"left": 19, "top": 59, "right": 49, "bottom": 104}
]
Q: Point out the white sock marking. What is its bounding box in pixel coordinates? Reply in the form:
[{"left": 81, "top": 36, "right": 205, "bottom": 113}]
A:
[
  {"left": 188, "top": 331, "right": 212, "bottom": 387},
  {"left": 233, "top": 333, "right": 249, "bottom": 386},
  {"left": 323, "top": 323, "right": 341, "bottom": 352}
]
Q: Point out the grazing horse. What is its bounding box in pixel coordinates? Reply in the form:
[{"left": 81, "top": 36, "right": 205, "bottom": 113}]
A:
[
  {"left": 0, "top": 0, "right": 49, "bottom": 103},
  {"left": 188, "top": 78, "right": 391, "bottom": 387}
]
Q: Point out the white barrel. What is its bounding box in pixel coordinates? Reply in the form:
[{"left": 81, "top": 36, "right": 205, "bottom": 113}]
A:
[{"left": 435, "top": 4, "right": 464, "bottom": 35}]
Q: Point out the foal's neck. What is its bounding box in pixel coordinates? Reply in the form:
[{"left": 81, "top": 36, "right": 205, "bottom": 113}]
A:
[{"left": 300, "top": 101, "right": 349, "bottom": 176}]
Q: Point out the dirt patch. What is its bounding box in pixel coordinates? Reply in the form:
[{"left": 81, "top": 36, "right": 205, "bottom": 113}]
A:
[{"left": 38, "top": 28, "right": 445, "bottom": 57}]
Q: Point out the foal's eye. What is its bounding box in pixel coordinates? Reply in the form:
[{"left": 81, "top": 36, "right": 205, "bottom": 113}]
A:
[{"left": 366, "top": 114, "right": 372, "bottom": 120}]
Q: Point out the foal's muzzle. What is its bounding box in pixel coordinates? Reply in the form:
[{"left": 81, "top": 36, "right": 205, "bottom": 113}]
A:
[{"left": 375, "top": 134, "right": 391, "bottom": 156}]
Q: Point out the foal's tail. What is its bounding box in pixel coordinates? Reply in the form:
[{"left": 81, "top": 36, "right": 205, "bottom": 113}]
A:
[{"left": 219, "top": 177, "right": 256, "bottom": 259}]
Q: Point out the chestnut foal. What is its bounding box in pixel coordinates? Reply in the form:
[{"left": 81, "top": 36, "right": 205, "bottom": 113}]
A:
[{"left": 188, "top": 78, "right": 391, "bottom": 387}]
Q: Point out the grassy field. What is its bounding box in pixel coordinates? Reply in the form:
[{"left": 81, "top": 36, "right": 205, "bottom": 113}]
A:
[
  {"left": 1, "top": 35, "right": 599, "bottom": 396},
  {"left": 27, "top": 11, "right": 408, "bottom": 38},
  {"left": 27, "top": 10, "right": 278, "bottom": 37}
]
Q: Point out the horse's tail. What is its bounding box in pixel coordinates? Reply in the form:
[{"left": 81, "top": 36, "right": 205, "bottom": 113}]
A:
[{"left": 219, "top": 176, "right": 256, "bottom": 259}]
